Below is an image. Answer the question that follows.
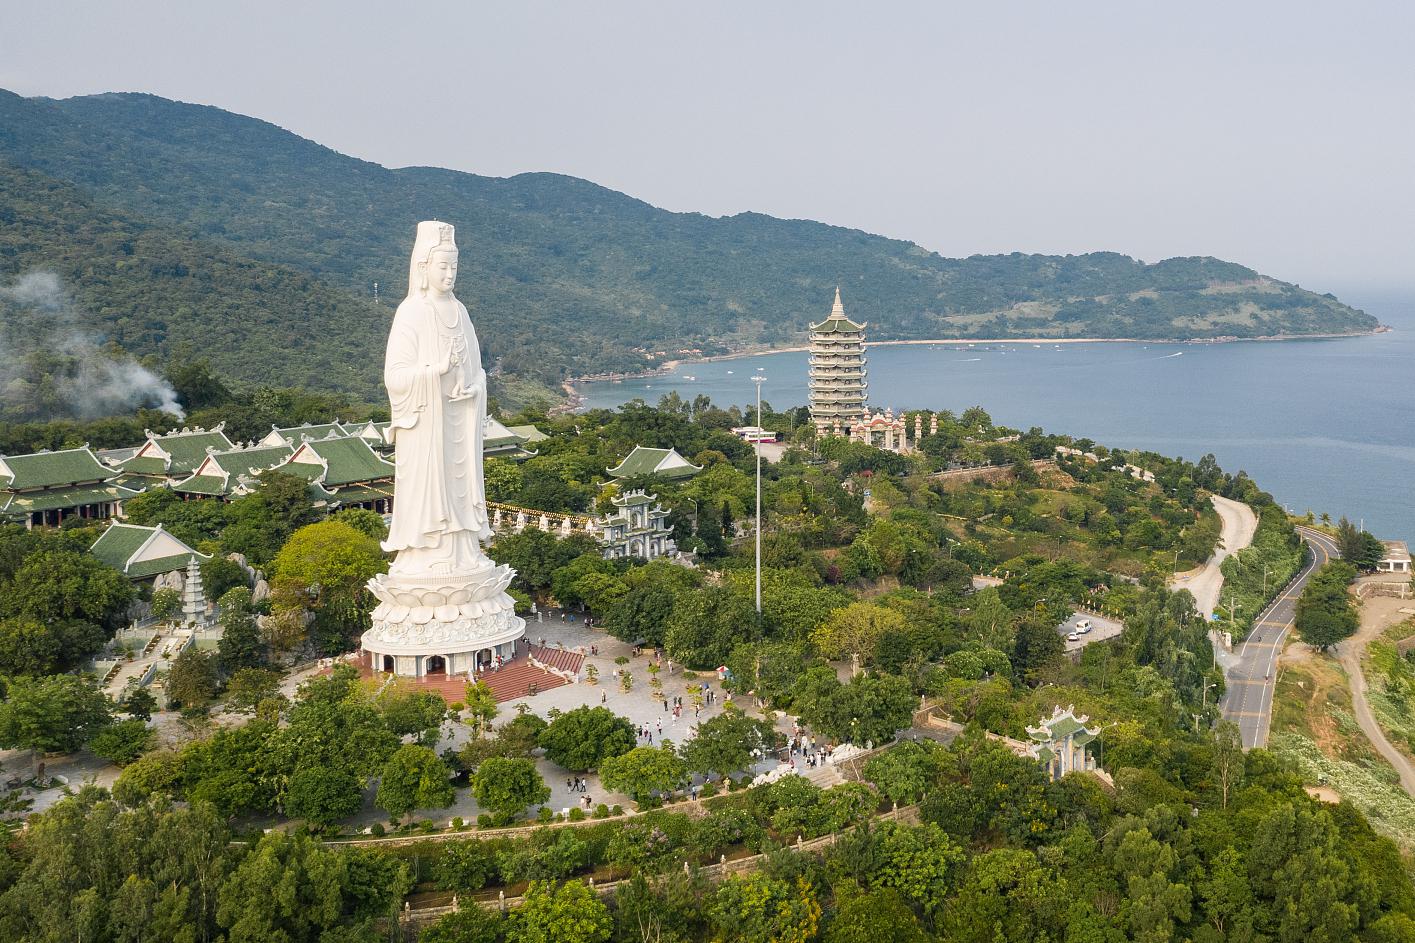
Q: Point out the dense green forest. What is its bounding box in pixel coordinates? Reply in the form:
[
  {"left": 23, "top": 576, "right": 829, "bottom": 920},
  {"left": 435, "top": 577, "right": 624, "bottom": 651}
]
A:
[
  {"left": 0, "top": 89, "right": 1380, "bottom": 411},
  {"left": 0, "top": 163, "right": 388, "bottom": 408}
]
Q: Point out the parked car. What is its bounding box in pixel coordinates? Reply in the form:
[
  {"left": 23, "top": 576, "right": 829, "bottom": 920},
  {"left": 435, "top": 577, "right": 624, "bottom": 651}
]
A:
[{"left": 1066, "top": 632, "right": 1080, "bottom": 642}]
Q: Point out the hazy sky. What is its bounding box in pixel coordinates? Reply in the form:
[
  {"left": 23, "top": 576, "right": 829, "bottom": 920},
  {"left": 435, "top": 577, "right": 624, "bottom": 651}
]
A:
[{"left": 4, "top": 2, "right": 1412, "bottom": 292}]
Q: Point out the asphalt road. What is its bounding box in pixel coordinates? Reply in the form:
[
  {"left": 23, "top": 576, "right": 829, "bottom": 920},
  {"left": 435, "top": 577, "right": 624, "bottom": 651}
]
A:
[
  {"left": 1219, "top": 525, "right": 1340, "bottom": 749},
  {"left": 1175, "top": 496, "right": 1258, "bottom": 619}
]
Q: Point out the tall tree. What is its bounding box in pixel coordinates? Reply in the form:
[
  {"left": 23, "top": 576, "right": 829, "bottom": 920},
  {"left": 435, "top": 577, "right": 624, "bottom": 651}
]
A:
[
  {"left": 598, "top": 744, "right": 688, "bottom": 804},
  {"left": 537, "top": 706, "right": 635, "bottom": 772},
  {"left": 1295, "top": 562, "right": 1359, "bottom": 651},
  {"left": 471, "top": 757, "right": 549, "bottom": 822},
  {"left": 509, "top": 881, "right": 611, "bottom": 943},
  {"left": 0, "top": 673, "right": 114, "bottom": 755},
  {"left": 812, "top": 602, "right": 905, "bottom": 673}
]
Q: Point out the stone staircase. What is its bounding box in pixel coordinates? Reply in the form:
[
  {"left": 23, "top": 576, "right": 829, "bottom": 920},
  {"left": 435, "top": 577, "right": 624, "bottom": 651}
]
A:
[
  {"left": 529, "top": 645, "right": 584, "bottom": 679},
  {"left": 803, "top": 763, "right": 843, "bottom": 788}
]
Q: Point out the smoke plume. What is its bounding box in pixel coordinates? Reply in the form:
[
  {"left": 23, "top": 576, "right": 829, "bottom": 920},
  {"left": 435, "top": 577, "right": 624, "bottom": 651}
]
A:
[{"left": 0, "top": 270, "right": 185, "bottom": 420}]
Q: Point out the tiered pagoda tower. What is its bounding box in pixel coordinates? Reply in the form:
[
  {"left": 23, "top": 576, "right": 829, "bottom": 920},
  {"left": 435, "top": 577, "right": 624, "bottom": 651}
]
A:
[{"left": 808, "top": 288, "right": 868, "bottom": 436}]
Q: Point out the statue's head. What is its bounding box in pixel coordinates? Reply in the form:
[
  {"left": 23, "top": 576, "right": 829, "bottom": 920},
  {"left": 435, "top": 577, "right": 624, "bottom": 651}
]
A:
[{"left": 408, "top": 220, "right": 458, "bottom": 298}]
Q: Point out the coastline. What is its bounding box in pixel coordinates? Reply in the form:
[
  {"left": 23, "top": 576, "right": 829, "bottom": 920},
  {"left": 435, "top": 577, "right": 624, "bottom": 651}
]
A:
[{"left": 564, "top": 324, "right": 1392, "bottom": 402}]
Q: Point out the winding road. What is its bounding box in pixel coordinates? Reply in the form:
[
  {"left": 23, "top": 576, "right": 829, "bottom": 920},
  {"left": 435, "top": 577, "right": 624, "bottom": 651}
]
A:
[
  {"left": 1220, "top": 525, "right": 1338, "bottom": 749},
  {"left": 1339, "top": 593, "right": 1415, "bottom": 797},
  {"left": 1174, "top": 495, "right": 1258, "bottom": 619}
]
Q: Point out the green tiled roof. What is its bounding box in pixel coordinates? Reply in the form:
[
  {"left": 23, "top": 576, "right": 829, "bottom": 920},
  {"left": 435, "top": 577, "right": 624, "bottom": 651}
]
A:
[
  {"left": 153, "top": 429, "right": 235, "bottom": 472},
  {"left": 607, "top": 446, "right": 701, "bottom": 480},
  {"left": 111, "top": 474, "right": 159, "bottom": 492},
  {"left": 614, "top": 491, "right": 656, "bottom": 507},
  {"left": 210, "top": 445, "right": 293, "bottom": 476},
  {"left": 274, "top": 461, "right": 324, "bottom": 482},
  {"left": 125, "top": 552, "right": 206, "bottom": 580},
  {"left": 90, "top": 523, "right": 151, "bottom": 567},
  {"left": 2, "top": 483, "right": 133, "bottom": 513},
  {"left": 171, "top": 475, "right": 229, "bottom": 496},
  {"left": 311, "top": 437, "right": 394, "bottom": 486},
  {"left": 326, "top": 483, "right": 394, "bottom": 505},
  {"left": 90, "top": 522, "right": 208, "bottom": 579},
  {"left": 1028, "top": 710, "right": 1098, "bottom": 744},
  {"left": 1045, "top": 717, "right": 1088, "bottom": 740},
  {"left": 0, "top": 448, "right": 113, "bottom": 490},
  {"left": 484, "top": 417, "right": 527, "bottom": 450},
  {"left": 273, "top": 437, "right": 394, "bottom": 487},
  {"left": 117, "top": 455, "right": 169, "bottom": 476},
  {"left": 809, "top": 315, "right": 866, "bottom": 333},
  {"left": 507, "top": 424, "right": 549, "bottom": 443},
  {"left": 277, "top": 422, "right": 349, "bottom": 443}
]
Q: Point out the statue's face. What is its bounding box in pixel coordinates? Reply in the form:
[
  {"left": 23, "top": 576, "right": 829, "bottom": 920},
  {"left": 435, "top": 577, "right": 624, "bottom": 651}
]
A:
[{"left": 423, "top": 248, "right": 458, "bottom": 296}]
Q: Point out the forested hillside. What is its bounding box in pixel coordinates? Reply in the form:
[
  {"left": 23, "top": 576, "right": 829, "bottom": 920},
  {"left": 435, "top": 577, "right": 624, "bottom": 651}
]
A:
[
  {"left": 0, "top": 89, "right": 1380, "bottom": 406},
  {"left": 0, "top": 163, "right": 387, "bottom": 405}
]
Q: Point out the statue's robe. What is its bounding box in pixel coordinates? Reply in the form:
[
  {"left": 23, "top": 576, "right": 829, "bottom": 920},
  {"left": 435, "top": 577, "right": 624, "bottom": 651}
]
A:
[{"left": 382, "top": 294, "right": 488, "bottom": 556}]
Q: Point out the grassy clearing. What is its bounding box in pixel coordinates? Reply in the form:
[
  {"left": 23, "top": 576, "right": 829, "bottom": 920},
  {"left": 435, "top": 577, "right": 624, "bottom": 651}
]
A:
[
  {"left": 1272, "top": 645, "right": 1415, "bottom": 852},
  {"left": 1364, "top": 616, "right": 1415, "bottom": 762},
  {"left": 1270, "top": 732, "right": 1415, "bottom": 849}
]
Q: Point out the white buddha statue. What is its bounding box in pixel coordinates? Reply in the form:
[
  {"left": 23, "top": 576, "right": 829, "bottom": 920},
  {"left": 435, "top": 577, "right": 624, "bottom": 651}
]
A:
[
  {"left": 362, "top": 221, "right": 524, "bottom": 676},
  {"left": 383, "top": 220, "right": 490, "bottom": 575}
]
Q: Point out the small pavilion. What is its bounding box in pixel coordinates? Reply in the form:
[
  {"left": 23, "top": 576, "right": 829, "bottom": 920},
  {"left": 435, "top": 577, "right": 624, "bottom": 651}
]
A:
[{"left": 1026, "top": 705, "right": 1101, "bottom": 781}]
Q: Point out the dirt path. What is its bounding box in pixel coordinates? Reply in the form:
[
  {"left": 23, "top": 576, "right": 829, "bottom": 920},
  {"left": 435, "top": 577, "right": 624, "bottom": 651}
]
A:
[
  {"left": 1175, "top": 495, "right": 1258, "bottom": 619},
  {"left": 1340, "top": 594, "right": 1415, "bottom": 797}
]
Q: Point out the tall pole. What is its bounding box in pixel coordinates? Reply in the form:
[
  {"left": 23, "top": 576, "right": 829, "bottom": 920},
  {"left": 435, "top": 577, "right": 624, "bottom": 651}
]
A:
[{"left": 753, "top": 372, "right": 765, "bottom": 616}]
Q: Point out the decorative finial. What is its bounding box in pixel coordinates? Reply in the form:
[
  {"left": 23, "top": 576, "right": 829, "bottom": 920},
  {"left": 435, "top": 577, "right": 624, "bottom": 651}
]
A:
[{"left": 831, "top": 286, "right": 844, "bottom": 318}]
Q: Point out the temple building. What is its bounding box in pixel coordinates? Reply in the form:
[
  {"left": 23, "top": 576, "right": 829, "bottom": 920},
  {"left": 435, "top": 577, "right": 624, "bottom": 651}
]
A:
[
  {"left": 170, "top": 443, "right": 295, "bottom": 500},
  {"left": 483, "top": 417, "right": 538, "bottom": 460},
  {"left": 115, "top": 425, "right": 236, "bottom": 489},
  {"left": 90, "top": 521, "right": 210, "bottom": 582},
  {"left": 257, "top": 422, "right": 350, "bottom": 449},
  {"left": 506, "top": 424, "right": 549, "bottom": 447},
  {"left": 0, "top": 447, "right": 141, "bottom": 528},
  {"left": 266, "top": 435, "right": 396, "bottom": 513},
  {"left": 607, "top": 445, "right": 702, "bottom": 481},
  {"left": 850, "top": 408, "right": 910, "bottom": 452},
  {"left": 598, "top": 490, "right": 677, "bottom": 560},
  {"left": 809, "top": 288, "right": 868, "bottom": 436},
  {"left": 344, "top": 420, "right": 392, "bottom": 451},
  {"left": 1026, "top": 705, "right": 1102, "bottom": 781}
]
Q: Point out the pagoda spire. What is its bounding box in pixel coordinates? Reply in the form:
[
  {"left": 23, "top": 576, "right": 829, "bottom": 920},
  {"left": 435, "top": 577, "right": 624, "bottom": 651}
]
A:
[{"left": 831, "top": 286, "right": 844, "bottom": 318}]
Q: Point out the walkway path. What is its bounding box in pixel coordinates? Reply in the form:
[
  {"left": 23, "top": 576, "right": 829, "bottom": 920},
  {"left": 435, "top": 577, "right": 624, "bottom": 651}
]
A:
[
  {"left": 1174, "top": 495, "right": 1257, "bottom": 619},
  {"left": 1339, "top": 594, "right": 1415, "bottom": 797}
]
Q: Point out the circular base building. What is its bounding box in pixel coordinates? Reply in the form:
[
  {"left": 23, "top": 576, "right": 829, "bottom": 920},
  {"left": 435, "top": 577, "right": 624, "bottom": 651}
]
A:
[{"left": 361, "top": 560, "right": 526, "bottom": 678}]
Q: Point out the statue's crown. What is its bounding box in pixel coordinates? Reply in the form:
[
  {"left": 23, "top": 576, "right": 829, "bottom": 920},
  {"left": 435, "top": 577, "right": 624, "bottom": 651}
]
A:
[{"left": 414, "top": 220, "right": 456, "bottom": 257}]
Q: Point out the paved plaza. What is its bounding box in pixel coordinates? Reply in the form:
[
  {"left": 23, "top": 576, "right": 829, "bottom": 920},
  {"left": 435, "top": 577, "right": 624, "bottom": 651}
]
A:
[{"left": 339, "top": 611, "right": 804, "bottom": 828}]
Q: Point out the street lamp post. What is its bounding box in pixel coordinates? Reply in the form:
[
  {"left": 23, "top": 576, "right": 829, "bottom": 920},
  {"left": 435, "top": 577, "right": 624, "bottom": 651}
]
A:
[{"left": 752, "top": 372, "right": 766, "bottom": 617}]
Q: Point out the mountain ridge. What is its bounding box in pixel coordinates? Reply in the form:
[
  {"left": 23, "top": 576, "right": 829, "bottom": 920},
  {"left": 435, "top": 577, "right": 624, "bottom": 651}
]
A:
[{"left": 0, "top": 89, "right": 1380, "bottom": 408}]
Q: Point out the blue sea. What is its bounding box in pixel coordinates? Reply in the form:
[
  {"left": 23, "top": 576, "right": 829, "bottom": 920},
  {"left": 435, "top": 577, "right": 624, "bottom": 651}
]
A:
[{"left": 579, "top": 294, "right": 1415, "bottom": 541}]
